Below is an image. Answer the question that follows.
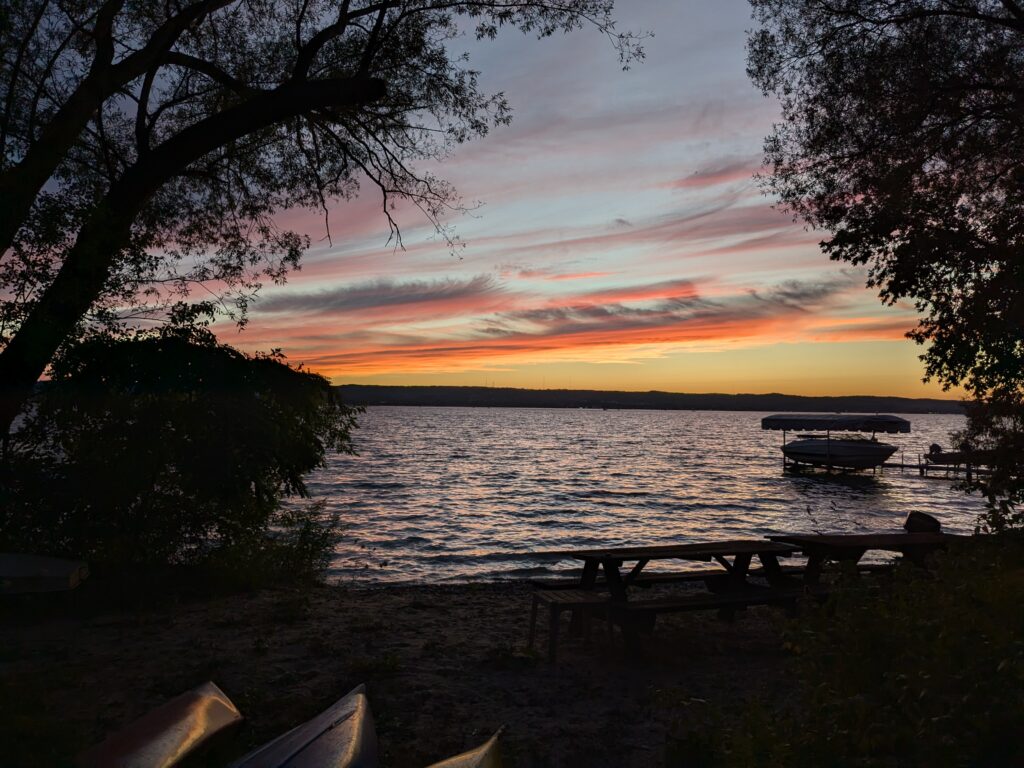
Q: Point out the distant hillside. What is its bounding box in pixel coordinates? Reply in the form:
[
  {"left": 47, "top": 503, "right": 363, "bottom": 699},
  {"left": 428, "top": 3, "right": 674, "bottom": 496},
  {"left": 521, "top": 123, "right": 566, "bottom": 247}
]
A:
[{"left": 335, "top": 385, "right": 964, "bottom": 414}]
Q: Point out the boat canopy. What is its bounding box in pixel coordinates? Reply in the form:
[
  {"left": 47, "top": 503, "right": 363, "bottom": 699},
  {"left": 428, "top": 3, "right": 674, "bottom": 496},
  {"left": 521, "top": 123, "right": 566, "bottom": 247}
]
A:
[{"left": 761, "top": 414, "right": 911, "bottom": 433}]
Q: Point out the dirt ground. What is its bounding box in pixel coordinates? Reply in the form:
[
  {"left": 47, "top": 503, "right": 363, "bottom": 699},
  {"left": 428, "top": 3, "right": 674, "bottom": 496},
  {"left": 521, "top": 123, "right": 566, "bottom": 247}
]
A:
[{"left": 0, "top": 581, "right": 797, "bottom": 767}]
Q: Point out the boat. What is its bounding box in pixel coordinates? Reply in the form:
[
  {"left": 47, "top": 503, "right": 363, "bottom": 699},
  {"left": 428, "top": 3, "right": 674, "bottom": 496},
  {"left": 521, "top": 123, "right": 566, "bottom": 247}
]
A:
[
  {"left": 426, "top": 729, "right": 503, "bottom": 768},
  {"left": 76, "top": 681, "right": 242, "bottom": 768},
  {"left": 1, "top": 553, "right": 89, "bottom": 594},
  {"left": 761, "top": 414, "right": 910, "bottom": 470},
  {"left": 230, "top": 684, "right": 376, "bottom": 768}
]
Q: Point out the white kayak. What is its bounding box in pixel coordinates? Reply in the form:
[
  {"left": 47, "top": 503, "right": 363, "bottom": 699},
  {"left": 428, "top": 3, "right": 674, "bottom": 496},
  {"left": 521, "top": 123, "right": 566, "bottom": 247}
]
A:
[
  {"left": 230, "top": 684, "right": 377, "bottom": 768},
  {"left": 426, "top": 729, "right": 503, "bottom": 768}
]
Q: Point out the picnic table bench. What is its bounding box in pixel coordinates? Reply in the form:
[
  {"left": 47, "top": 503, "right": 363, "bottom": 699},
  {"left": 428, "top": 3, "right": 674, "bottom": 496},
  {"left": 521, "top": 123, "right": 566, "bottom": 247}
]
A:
[{"left": 769, "top": 532, "right": 961, "bottom": 584}]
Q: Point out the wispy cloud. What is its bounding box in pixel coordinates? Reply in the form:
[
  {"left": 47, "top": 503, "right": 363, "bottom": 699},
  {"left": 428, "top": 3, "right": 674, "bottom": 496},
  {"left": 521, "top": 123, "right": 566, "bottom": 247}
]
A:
[
  {"left": 239, "top": 276, "right": 880, "bottom": 378},
  {"left": 258, "top": 275, "right": 504, "bottom": 314},
  {"left": 662, "top": 158, "right": 761, "bottom": 190},
  {"left": 571, "top": 278, "right": 704, "bottom": 305},
  {"left": 748, "top": 273, "right": 862, "bottom": 312}
]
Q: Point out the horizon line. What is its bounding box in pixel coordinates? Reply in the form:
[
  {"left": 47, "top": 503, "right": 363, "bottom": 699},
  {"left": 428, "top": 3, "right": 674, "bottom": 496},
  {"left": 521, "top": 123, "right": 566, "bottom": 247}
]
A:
[{"left": 334, "top": 383, "right": 964, "bottom": 402}]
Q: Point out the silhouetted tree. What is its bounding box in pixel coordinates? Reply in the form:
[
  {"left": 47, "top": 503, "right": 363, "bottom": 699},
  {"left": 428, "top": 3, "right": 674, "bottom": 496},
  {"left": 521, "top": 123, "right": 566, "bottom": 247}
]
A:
[
  {"left": 0, "top": 1, "right": 642, "bottom": 436},
  {"left": 748, "top": 0, "right": 1024, "bottom": 522},
  {"left": 0, "top": 329, "right": 358, "bottom": 570}
]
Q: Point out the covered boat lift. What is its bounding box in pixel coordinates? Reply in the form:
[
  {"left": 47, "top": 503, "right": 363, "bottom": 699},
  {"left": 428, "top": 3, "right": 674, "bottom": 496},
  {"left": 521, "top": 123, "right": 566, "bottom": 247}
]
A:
[
  {"left": 762, "top": 414, "right": 911, "bottom": 435},
  {"left": 761, "top": 414, "right": 911, "bottom": 471}
]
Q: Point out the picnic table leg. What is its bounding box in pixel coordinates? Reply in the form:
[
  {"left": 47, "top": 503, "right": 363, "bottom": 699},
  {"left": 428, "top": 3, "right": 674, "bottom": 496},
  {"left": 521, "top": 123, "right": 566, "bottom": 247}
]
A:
[
  {"left": 602, "top": 559, "right": 643, "bottom": 645},
  {"left": 804, "top": 552, "right": 825, "bottom": 585},
  {"left": 758, "top": 553, "right": 788, "bottom": 587},
  {"left": 548, "top": 605, "right": 561, "bottom": 662},
  {"left": 570, "top": 559, "right": 601, "bottom": 636},
  {"left": 833, "top": 548, "right": 867, "bottom": 581},
  {"left": 602, "top": 560, "right": 629, "bottom": 602},
  {"left": 714, "top": 553, "right": 753, "bottom": 620},
  {"left": 624, "top": 558, "right": 650, "bottom": 586},
  {"left": 528, "top": 593, "right": 539, "bottom": 650},
  {"left": 729, "top": 553, "right": 753, "bottom": 587}
]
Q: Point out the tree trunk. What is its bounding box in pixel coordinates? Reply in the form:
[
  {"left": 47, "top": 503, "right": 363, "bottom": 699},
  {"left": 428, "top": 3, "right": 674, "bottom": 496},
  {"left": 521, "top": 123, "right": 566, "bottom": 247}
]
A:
[{"left": 0, "top": 76, "right": 385, "bottom": 436}]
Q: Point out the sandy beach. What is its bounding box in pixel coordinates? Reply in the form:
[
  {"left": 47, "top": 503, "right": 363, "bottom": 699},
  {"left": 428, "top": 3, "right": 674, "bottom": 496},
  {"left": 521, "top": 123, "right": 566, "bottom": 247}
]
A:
[{"left": 1, "top": 581, "right": 794, "bottom": 767}]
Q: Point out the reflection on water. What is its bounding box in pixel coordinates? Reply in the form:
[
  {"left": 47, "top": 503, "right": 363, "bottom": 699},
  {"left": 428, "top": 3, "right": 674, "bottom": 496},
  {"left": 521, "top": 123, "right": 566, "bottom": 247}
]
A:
[{"left": 302, "top": 407, "right": 982, "bottom": 583}]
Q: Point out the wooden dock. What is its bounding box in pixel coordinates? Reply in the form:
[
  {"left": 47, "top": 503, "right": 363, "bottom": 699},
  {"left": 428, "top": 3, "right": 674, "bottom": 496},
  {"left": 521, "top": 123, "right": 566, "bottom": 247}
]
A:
[
  {"left": 783, "top": 455, "right": 991, "bottom": 480},
  {"left": 881, "top": 456, "right": 991, "bottom": 480}
]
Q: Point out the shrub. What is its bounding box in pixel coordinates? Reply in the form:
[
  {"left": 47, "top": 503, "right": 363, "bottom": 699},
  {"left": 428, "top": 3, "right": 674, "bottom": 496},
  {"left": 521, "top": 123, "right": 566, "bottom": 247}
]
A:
[
  {"left": 0, "top": 330, "right": 358, "bottom": 578},
  {"left": 955, "top": 393, "right": 1024, "bottom": 533}
]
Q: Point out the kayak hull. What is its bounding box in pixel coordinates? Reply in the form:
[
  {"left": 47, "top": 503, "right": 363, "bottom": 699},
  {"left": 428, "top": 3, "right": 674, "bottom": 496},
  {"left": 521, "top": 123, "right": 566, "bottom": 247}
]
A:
[
  {"left": 231, "top": 684, "right": 377, "bottom": 768},
  {"left": 426, "top": 730, "right": 503, "bottom": 768}
]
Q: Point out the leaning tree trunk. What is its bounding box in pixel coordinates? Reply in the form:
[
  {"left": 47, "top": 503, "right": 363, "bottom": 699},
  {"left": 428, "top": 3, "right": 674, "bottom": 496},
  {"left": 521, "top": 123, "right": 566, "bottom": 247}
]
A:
[
  {"left": 0, "top": 76, "right": 385, "bottom": 436},
  {"left": 0, "top": 197, "right": 137, "bottom": 436}
]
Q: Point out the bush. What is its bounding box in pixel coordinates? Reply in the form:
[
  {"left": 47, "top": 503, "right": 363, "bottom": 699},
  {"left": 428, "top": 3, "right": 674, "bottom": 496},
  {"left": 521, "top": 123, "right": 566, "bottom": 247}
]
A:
[
  {"left": 0, "top": 330, "right": 358, "bottom": 579},
  {"left": 669, "top": 536, "right": 1024, "bottom": 767},
  {"left": 955, "top": 393, "right": 1024, "bottom": 533}
]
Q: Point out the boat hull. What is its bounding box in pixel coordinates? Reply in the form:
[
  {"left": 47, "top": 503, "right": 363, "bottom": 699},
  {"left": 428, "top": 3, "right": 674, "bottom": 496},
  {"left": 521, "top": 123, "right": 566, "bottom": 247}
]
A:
[
  {"left": 230, "top": 684, "right": 377, "bottom": 768},
  {"left": 426, "top": 730, "right": 503, "bottom": 768},
  {"left": 782, "top": 438, "right": 898, "bottom": 470}
]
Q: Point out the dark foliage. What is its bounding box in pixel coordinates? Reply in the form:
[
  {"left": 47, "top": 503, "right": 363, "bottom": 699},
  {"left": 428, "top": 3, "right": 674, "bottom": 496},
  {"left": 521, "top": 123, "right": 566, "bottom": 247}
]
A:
[
  {"left": 748, "top": 0, "right": 1024, "bottom": 523},
  {"left": 0, "top": 330, "right": 358, "bottom": 572},
  {"left": 957, "top": 392, "right": 1024, "bottom": 531},
  {"left": 669, "top": 536, "right": 1024, "bottom": 766}
]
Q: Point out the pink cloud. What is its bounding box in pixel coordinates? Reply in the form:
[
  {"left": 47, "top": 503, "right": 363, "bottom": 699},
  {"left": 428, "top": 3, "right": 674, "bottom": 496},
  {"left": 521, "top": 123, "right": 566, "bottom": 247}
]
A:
[{"left": 661, "top": 158, "right": 762, "bottom": 190}]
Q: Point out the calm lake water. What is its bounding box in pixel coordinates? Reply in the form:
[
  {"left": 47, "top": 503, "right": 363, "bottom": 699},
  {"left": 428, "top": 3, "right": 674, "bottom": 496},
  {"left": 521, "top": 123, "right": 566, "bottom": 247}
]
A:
[{"left": 305, "top": 407, "right": 983, "bottom": 583}]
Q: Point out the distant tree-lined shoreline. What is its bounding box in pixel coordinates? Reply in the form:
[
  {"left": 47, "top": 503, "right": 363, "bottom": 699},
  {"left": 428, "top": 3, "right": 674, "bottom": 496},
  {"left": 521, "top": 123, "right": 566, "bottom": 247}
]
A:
[{"left": 336, "top": 384, "right": 963, "bottom": 414}]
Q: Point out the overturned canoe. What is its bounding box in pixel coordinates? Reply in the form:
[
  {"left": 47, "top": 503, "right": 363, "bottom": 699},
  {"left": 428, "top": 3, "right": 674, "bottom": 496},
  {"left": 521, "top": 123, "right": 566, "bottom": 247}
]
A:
[
  {"left": 75, "top": 681, "right": 242, "bottom": 768},
  {"left": 426, "top": 729, "right": 503, "bottom": 768},
  {"left": 0, "top": 553, "right": 89, "bottom": 594},
  {"left": 230, "top": 684, "right": 377, "bottom": 768}
]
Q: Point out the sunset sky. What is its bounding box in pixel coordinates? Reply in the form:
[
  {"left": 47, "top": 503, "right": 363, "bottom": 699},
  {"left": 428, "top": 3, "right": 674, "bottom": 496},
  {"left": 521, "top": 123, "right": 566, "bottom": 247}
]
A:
[{"left": 221, "top": 0, "right": 954, "bottom": 399}]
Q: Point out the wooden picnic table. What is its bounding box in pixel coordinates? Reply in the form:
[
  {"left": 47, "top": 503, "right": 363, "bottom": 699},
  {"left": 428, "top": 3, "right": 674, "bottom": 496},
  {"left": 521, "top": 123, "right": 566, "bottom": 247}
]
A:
[
  {"left": 768, "top": 532, "right": 961, "bottom": 584},
  {"left": 568, "top": 539, "right": 801, "bottom": 601},
  {"left": 528, "top": 539, "right": 807, "bottom": 658}
]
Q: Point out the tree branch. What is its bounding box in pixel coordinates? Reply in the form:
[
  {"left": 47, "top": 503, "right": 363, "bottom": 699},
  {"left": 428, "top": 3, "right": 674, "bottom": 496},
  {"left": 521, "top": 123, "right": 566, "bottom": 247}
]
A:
[
  {"left": 999, "top": 0, "right": 1024, "bottom": 21},
  {"left": 163, "top": 52, "right": 265, "bottom": 97},
  {"left": 0, "top": 0, "right": 239, "bottom": 263},
  {"left": 1, "top": 0, "right": 50, "bottom": 163},
  {"left": 293, "top": 0, "right": 351, "bottom": 80},
  {"left": 358, "top": 8, "right": 389, "bottom": 75},
  {"left": 134, "top": 66, "right": 158, "bottom": 155}
]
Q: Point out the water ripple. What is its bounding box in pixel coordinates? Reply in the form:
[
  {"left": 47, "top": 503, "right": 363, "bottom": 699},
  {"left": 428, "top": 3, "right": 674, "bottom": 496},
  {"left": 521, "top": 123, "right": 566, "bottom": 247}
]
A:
[{"left": 304, "top": 407, "right": 983, "bottom": 583}]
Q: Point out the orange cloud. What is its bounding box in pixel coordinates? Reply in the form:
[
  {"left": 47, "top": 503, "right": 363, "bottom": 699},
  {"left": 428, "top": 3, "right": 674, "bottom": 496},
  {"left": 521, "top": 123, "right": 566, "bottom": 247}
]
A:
[{"left": 232, "top": 273, "right": 882, "bottom": 381}]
